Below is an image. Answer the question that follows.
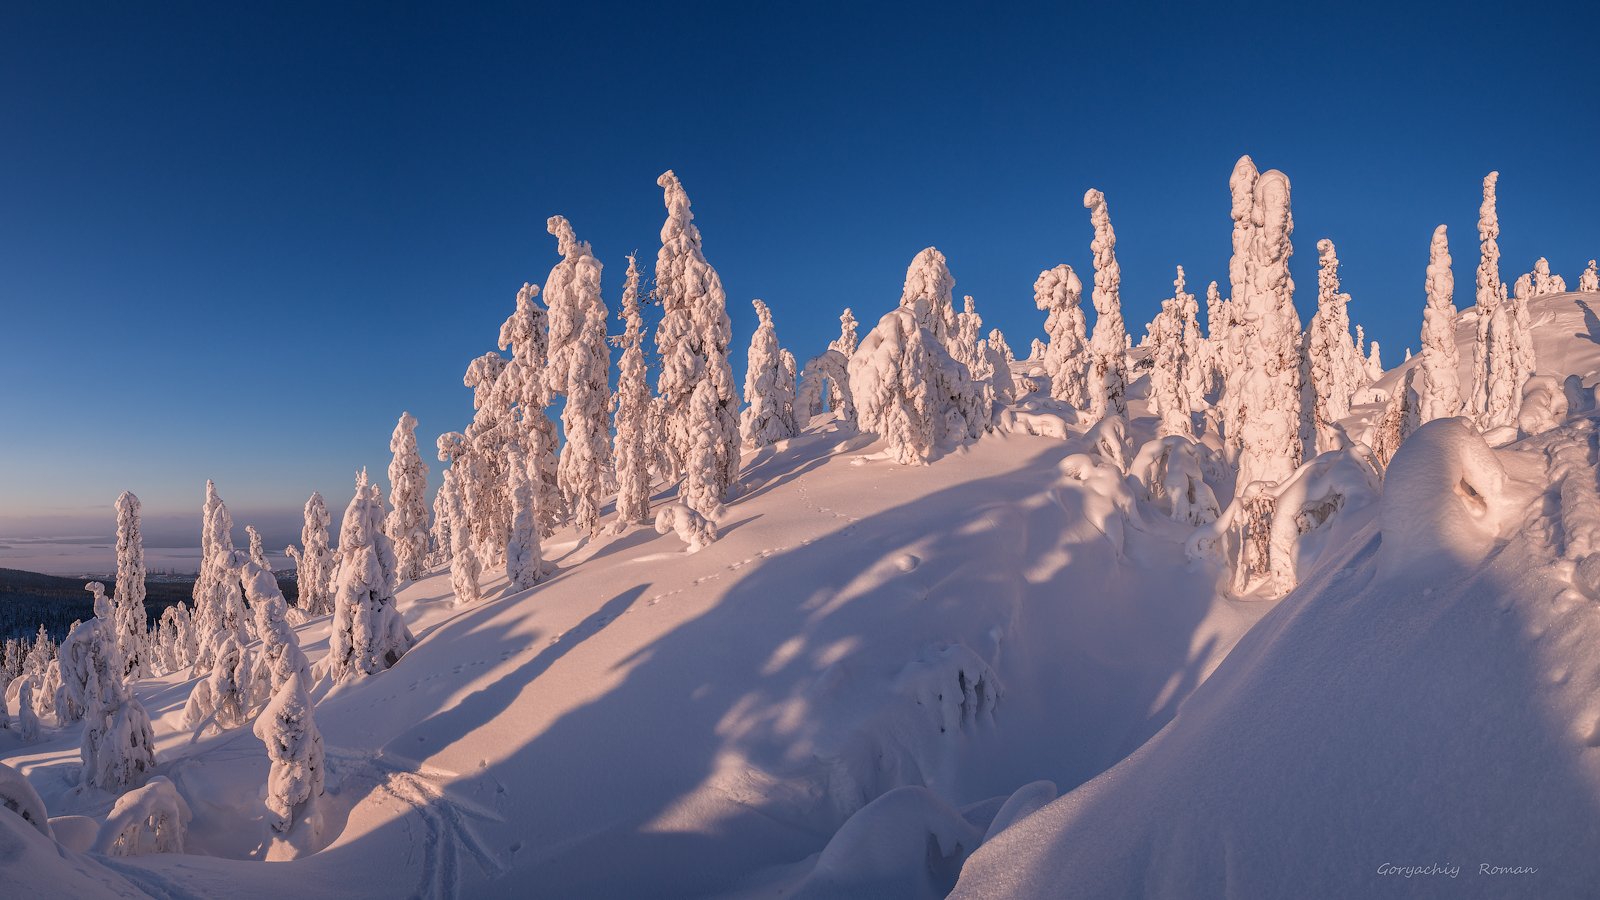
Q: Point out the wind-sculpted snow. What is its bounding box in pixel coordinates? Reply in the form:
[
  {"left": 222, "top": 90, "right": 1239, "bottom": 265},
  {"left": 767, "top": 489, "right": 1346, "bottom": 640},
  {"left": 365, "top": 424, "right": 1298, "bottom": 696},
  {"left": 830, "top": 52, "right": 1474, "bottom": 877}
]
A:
[{"left": 1376, "top": 417, "right": 1511, "bottom": 583}]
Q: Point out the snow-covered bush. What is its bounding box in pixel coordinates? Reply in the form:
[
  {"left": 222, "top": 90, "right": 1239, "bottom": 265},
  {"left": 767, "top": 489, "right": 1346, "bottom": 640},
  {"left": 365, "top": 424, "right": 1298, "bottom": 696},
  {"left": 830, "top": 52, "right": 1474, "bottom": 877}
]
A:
[
  {"left": 323, "top": 472, "right": 414, "bottom": 685},
  {"left": 0, "top": 762, "right": 52, "bottom": 838},
  {"left": 1376, "top": 416, "right": 1509, "bottom": 582},
  {"left": 1580, "top": 260, "right": 1599, "bottom": 293},
  {"left": 1130, "top": 436, "right": 1220, "bottom": 525},
  {"left": 113, "top": 491, "right": 148, "bottom": 678},
  {"left": 1518, "top": 375, "right": 1567, "bottom": 437},
  {"left": 741, "top": 299, "right": 799, "bottom": 447},
  {"left": 613, "top": 255, "right": 653, "bottom": 530},
  {"left": 183, "top": 633, "right": 251, "bottom": 733},
  {"left": 1083, "top": 189, "right": 1129, "bottom": 420},
  {"left": 90, "top": 776, "right": 190, "bottom": 856},
  {"left": 385, "top": 411, "right": 430, "bottom": 581},
  {"left": 654, "top": 502, "right": 718, "bottom": 553},
  {"left": 1033, "top": 263, "right": 1088, "bottom": 407},
  {"left": 1055, "top": 452, "right": 1136, "bottom": 556}
]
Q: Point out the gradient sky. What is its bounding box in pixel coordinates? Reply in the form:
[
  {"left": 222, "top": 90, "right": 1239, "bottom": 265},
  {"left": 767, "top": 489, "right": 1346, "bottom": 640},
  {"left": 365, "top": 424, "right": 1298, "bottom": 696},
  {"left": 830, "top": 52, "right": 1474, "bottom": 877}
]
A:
[{"left": 2, "top": 1, "right": 1597, "bottom": 539}]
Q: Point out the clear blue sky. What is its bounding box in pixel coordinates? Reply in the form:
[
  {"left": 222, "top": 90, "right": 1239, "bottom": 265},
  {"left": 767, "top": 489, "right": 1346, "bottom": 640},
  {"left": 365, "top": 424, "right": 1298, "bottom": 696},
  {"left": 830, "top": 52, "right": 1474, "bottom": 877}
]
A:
[{"left": 2, "top": 1, "right": 1596, "bottom": 536}]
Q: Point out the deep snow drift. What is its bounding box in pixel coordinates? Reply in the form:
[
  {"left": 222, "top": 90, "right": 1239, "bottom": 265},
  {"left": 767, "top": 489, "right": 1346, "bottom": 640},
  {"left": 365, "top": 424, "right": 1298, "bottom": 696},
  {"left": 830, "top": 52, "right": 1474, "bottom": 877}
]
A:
[{"left": 6, "top": 293, "right": 1600, "bottom": 899}]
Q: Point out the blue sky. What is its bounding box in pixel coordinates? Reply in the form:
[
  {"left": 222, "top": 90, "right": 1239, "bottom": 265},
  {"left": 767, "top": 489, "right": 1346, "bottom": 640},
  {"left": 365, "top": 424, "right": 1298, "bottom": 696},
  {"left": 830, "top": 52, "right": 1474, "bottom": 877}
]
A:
[{"left": 1, "top": 1, "right": 1596, "bottom": 535}]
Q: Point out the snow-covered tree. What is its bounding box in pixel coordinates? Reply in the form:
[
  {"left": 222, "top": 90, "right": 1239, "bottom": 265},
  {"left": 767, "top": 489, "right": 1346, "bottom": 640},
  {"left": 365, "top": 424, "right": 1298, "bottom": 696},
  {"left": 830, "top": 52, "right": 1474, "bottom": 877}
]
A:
[
  {"left": 1308, "top": 239, "right": 1360, "bottom": 452},
  {"left": 183, "top": 633, "right": 251, "bottom": 734},
  {"left": 682, "top": 379, "right": 729, "bottom": 519},
  {"left": 741, "top": 299, "right": 798, "bottom": 448},
  {"left": 1149, "top": 268, "right": 1195, "bottom": 438},
  {"left": 832, "top": 308, "right": 860, "bottom": 357},
  {"left": 849, "top": 307, "right": 934, "bottom": 465},
  {"left": 654, "top": 502, "right": 718, "bottom": 553},
  {"left": 612, "top": 255, "right": 653, "bottom": 530},
  {"left": 987, "top": 328, "right": 1015, "bottom": 365},
  {"left": 288, "top": 492, "right": 334, "bottom": 616},
  {"left": 254, "top": 669, "right": 324, "bottom": 846},
  {"left": 323, "top": 472, "right": 414, "bottom": 685},
  {"left": 1471, "top": 171, "right": 1521, "bottom": 430},
  {"left": 1228, "top": 162, "right": 1304, "bottom": 488},
  {"left": 385, "top": 411, "right": 430, "bottom": 582},
  {"left": 440, "top": 466, "right": 481, "bottom": 607},
  {"left": 1033, "top": 264, "right": 1089, "bottom": 407},
  {"left": 59, "top": 617, "right": 156, "bottom": 792},
  {"left": 1371, "top": 367, "right": 1421, "bottom": 467},
  {"left": 1580, "top": 260, "right": 1599, "bottom": 293},
  {"left": 191, "top": 482, "right": 247, "bottom": 672},
  {"left": 654, "top": 171, "right": 740, "bottom": 504},
  {"left": 112, "top": 491, "right": 148, "bottom": 679},
  {"left": 242, "top": 556, "right": 310, "bottom": 701},
  {"left": 246, "top": 525, "right": 269, "bottom": 571},
  {"left": 505, "top": 439, "right": 542, "bottom": 591},
  {"left": 1419, "top": 224, "right": 1463, "bottom": 422},
  {"left": 899, "top": 248, "right": 959, "bottom": 346},
  {"left": 1028, "top": 338, "right": 1046, "bottom": 361},
  {"left": 17, "top": 679, "right": 38, "bottom": 742},
  {"left": 1083, "top": 189, "right": 1129, "bottom": 421},
  {"left": 1532, "top": 257, "right": 1558, "bottom": 296},
  {"left": 544, "top": 215, "right": 614, "bottom": 537},
  {"left": 462, "top": 353, "right": 513, "bottom": 567},
  {"left": 1365, "top": 341, "right": 1383, "bottom": 382},
  {"left": 498, "top": 281, "right": 565, "bottom": 536}
]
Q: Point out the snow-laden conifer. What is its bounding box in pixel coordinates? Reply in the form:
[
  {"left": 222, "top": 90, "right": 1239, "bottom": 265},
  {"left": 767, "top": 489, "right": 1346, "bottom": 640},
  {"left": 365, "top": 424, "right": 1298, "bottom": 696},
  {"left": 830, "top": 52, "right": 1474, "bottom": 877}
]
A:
[
  {"left": 498, "top": 281, "right": 565, "bottom": 535},
  {"left": 850, "top": 307, "right": 934, "bottom": 465},
  {"left": 1472, "top": 171, "right": 1521, "bottom": 429},
  {"left": 1419, "top": 225, "right": 1463, "bottom": 422},
  {"left": 1579, "top": 260, "right": 1599, "bottom": 293},
  {"left": 1034, "top": 264, "right": 1089, "bottom": 407},
  {"left": 254, "top": 670, "right": 324, "bottom": 848},
  {"left": 59, "top": 616, "right": 155, "bottom": 792},
  {"left": 899, "top": 248, "right": 959, "bottom": 347},
  {"left": 385, "top": 411, "right": 430, "bottom": 581},
  {"left": 682, "top": 379, "right": 730, "bottom": 520},
  {"left": 289, "top": 493, "right": 334, "bottom": 616},
  {"left": 741, "top": 299, "right": 799, "bottom": 448},
  {"left": 545, "top": 216, "right": 614, "bottom": 536},
  {"left": 462, "top": 353, "right": 512, "bottom": 567},
  {"left": 113, "top": 491, "right": 148, "bottom": 679},
  {"left": 440, "top": 466, "right": 481, "bottom": 607},
  {"left": 1308, "top": 239, "right": 1359, "bottom": 451},
  {"left": 654, "top": 171, "right": 740, "bottom": 502},
  {"left": 323, "top": 472, "right": 413, "bottom": 685},
  {"left": 1083, "top": 189, "right": 1129, "bottom": 421},
  {"left": 505, "top": 440, "right": 541, "bottom": 591},
  {"left": 245, "top": 526, "right": 269, "bottom": 572},
  {"left": 192, "top": 482, "right": 247, "bottom": 672},
  {"left": 1149, "top": 268, "right": 1194, "bottom": 438},
  {"left": 612, "top": 255, "right": 653, "bottom": 529}
]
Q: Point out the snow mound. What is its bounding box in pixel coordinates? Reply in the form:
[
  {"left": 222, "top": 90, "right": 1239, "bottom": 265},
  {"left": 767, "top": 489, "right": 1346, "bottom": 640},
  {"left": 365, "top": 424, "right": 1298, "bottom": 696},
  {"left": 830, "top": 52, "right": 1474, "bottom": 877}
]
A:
[{"left": 1376, "top": 417, "right": 1510, "bottom": 583}]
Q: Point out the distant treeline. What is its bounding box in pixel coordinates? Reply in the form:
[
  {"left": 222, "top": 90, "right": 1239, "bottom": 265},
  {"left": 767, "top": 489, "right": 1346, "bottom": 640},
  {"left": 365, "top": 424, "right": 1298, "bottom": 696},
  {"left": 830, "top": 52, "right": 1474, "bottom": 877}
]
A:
[{"left": 0, "top": 567, "right": 299, "bottom": 643}]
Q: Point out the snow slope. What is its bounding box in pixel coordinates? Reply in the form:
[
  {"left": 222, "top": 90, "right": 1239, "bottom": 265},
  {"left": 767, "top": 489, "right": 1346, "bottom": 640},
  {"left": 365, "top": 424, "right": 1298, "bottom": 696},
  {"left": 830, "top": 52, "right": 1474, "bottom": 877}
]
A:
[
  {"left": 7, "top": 292, "right": 1600, "bottom": 899},
  {"left": 954, "top": 292, "right": 1600, "bottom": 898}
]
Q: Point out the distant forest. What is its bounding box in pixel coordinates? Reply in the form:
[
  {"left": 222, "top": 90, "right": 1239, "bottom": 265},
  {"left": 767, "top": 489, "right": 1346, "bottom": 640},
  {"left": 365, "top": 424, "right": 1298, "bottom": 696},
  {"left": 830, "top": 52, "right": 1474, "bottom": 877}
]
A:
[{"left": 0, "top": 567, "right": 299, "bottom": 643}]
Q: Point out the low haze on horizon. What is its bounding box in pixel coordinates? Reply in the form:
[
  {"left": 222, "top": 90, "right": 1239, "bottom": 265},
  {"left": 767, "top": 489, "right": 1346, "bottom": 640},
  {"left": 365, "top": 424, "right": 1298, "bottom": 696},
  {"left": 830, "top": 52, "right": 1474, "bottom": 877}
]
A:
[{"left": 3, "top": 1, "right": 1597, "bottom": 533}]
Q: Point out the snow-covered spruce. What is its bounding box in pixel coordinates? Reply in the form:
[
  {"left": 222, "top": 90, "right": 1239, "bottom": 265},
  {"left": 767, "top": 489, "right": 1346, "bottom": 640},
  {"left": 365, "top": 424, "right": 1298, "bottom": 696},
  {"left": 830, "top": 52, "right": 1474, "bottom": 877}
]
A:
[
  {"left": 1083, "top": 189, "right": 1129, "bottom": 421},
  {"left": 1580, "top": 260, "right": 1599, "bottom": 293},
  {"left": 505, "top": 439, "right": 542, "bottom": 591},
  {"left": 498, "top": 280, "right": 565, "bottom": 536},
  {"left": 183, "top": 633, "right": 251, "bottom": 733},
  {"left": 1472, "top": 171, "right": 1521, "bottom": 429},
  {"left": 58, "top": 616, "right": 156, "bottom": 792},
  {"left": 440, "top": 464, "right": 482, "bottom": 606},
  {"left": 612, "top": 254, "right": 653, "bottom": 530},
  {"left": 682, "top": 379, "right": 731, "bottom": 520},
  {"left": 827, "top": 308, "right": 860, "bottom": 412},
  {"left": 254, "top": 669, "right": 324, "bottom": 849},
  {"left": 899, "top": 247, "right": 959, "bottom": 347},
  {"left": 545, "top": 215, "right": 614, "bottom": 537},
  {"left": 741, "top": 299, "right": 799, "bottom": 448},
  {"left": 1032, "top": 264, "right": 1089, "bottom": 407},
  {"left": 654, "top": 171, "right": 740, "bottom": 504},
  {"left": 988, "top": 328, "right": 1015, "bottom": 365},
  {"left": 1308, "top": 239, "right": 1359, "bottom": 452},
  {"left": 246, "top": 525, "right": 269, "bottom": 571},
  {"left": 1148, "top": 267, "right": 1195, "bottom": 438},
  {"left": 241, "top": 555, "right": 311, "bottom": 700},
  {"left": 850, "top": 307, "right": 934, "bottom": 464},
  {"left": 1371, "top": 366, "right": 1421, "bottom": 468},
  {"left": 191, "top": 481, "right": 247, "bottom": 673},
  {"left": 1419, "top": 224, "right": 1463, "bottom": 422},
  {"left": 322, "top": 471, "right": 415, "bottom": 685},
  {"left": 112, "top": 490, "right": 148, "bottom": 678},
  {"left": 385, "top": 411, "right": 430, "bottom": 582},
  {"left": 1229, "top": 162, "right": 1305, "bottom": 488},
  {"left": 462, "top": 353, "right": 513, "bottom": 568},
  {"left": 289, "top": 492, "right": 335, "bottom": 616}
]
